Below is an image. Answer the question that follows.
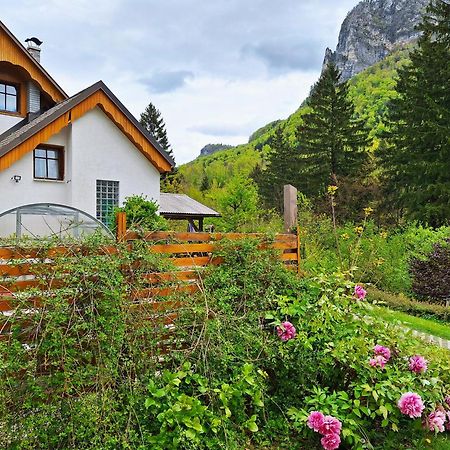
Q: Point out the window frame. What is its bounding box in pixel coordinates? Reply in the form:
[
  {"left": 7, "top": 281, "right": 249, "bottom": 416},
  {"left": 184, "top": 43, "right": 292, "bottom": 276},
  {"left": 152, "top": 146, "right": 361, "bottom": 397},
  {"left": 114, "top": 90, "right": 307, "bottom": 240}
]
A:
[
  {"left": 33, "top": 145, "right": 65, "bottom": 181},
  {"left": 0, "top": 80, "right": 19, "bottom": 114}
]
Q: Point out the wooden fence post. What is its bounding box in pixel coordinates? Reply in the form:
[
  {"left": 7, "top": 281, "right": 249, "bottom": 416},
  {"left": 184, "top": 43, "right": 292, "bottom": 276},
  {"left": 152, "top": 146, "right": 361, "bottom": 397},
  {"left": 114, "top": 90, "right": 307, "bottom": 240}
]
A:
[
  {"left": 116, "top": 212, "right": 127, "bottom": 242},
  {"left": 283, "top": 184, "right": 298, "bottom": 233}
]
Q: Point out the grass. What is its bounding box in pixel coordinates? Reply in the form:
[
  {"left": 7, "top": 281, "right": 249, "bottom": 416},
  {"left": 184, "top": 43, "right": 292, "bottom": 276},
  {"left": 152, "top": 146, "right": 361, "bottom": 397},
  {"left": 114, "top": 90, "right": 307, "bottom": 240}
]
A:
[
  {"left": 373, "top": 306, "right": 450, "bottom": 341},
  {"left": 432, "top": 435, "right": 450, "bottom": 450}
]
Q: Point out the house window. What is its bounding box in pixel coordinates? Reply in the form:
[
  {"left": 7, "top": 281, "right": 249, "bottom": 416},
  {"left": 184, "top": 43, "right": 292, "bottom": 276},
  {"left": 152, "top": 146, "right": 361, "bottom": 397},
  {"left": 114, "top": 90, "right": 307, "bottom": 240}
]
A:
[
  {"left": 0, "top": 82, "right": 18, "bottom": 113},
  {"left": 33, "top": 146, "right": 64, "bottom": 180},
  {"left": 96, "top": 180, "right": 119, "bottom": 225}
]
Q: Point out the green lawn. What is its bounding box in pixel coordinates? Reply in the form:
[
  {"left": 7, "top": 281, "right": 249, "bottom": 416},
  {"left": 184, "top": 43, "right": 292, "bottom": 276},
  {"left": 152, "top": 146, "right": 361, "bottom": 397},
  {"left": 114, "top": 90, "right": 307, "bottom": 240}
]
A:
[
  {"left": 373, "top": 306, "right": 450, "bottom": 341},
  {"left": 432, "top": 435, "right": 450, "bottom": 450}
]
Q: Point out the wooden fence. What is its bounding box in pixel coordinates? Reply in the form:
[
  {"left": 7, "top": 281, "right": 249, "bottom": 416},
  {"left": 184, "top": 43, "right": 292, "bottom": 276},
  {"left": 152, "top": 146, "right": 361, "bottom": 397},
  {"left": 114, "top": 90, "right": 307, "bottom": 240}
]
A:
[{"left": 0, "top": 230, "right": 300, "bottom": 340}]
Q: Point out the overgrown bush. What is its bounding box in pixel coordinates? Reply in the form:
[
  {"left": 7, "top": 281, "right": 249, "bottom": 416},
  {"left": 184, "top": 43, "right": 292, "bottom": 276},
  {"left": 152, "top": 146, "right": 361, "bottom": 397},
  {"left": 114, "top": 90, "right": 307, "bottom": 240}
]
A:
[
  {"left": 116, "top": 194, "right": 168, "bottom": 231},
  {"left": 367, "top": 287, "right": 450, "bottom": 322},
  {"left": 2, "top": 237, "right": 450, "bottom": 449},
  {"left": 410, "top": 239, "right": 450, "bottom": 304},
  {"left": 300, "top": 213, "right": 450, "bottom": 294}
]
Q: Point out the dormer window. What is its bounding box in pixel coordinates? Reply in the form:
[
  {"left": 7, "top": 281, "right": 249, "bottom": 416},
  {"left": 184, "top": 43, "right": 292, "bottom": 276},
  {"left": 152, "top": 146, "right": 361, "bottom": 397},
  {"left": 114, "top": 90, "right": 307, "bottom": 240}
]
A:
[{"left": 0, "top": 82, "right": 18, "bottom": 113}]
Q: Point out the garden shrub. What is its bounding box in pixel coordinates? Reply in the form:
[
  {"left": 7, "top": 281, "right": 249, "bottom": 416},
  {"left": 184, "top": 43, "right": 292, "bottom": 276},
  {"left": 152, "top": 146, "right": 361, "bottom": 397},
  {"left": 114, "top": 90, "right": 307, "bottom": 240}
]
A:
[
  {"left": 301, "top": 215, "right": 450, "bottom": 295},
  {"left": 367, "top": 287, "right": 450, "bottom": 322},
  {"left": 2, "top": 236, "right": 450, "bottom": 449},
  {"left": 410, "top": 238, "right": 450, "bottom": 304},
  {"left": 115, "top": 194, "right": 168, "bottom": 231}
]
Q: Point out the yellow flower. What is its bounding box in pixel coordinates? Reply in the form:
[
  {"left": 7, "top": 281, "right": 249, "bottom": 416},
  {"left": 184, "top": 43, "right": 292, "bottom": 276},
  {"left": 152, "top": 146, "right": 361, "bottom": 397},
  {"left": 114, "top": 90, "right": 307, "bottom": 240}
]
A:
[
  {"left": 354, "top": 226, "right": 364, "bottom": 235},
  {"left": 327, "top": 185, "right": 338, "bottom": 195},
  {"left": 341, "top": 233, "right": 350, "bottom": 240},
  {"left": 380, "top": 231, "right": 388, "bottom": 239},
  {"left": 363, "top": 207, "right": 374, "bottom": 216}
]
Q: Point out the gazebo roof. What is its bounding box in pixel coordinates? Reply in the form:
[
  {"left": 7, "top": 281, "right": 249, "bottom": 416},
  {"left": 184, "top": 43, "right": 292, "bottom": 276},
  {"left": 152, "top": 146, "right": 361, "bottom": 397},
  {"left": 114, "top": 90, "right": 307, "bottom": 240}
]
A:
[{"left": 159, "top": 193, "right": 220, "bottom": 219}]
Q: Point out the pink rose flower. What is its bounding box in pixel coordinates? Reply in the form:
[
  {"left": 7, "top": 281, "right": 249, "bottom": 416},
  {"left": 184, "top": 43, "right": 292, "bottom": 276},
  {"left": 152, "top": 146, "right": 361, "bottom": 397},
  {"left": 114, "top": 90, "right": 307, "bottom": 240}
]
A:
[
  {"left": 374, "top": 345, "right": 391, "bottom": 361},
  {"left": 321, "top": 433, "right": 341, "bottom": 450},
  {"left": 276, "top": 321, "right": 296, "bottom": 342},
  {"left": 307, "top": 411, "right": 325, "bottom": 432},
  {"left": 398, "top": 392, "right": 425, "bottom": 418},
  {"left": 409, "top": 355, "right": 428, "bottom": 374},
  {"left": 369, "top": 355, "right": 387, "bottom": 369},
  {"left": 318, "top": 415, "right": 342, "bottom": 436},
  {"left": 354, "top": 285, "right": 367, "bottom": 300},
  {"left": 425, "top": 410, "right": 446, "bottom": 433}
]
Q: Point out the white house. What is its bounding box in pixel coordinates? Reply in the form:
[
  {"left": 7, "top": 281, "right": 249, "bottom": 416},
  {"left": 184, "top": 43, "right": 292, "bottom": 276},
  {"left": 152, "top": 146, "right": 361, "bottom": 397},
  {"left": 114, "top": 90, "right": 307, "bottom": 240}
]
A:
[{"left": 0, "top": 21, "right": 174, "bottom": 235}]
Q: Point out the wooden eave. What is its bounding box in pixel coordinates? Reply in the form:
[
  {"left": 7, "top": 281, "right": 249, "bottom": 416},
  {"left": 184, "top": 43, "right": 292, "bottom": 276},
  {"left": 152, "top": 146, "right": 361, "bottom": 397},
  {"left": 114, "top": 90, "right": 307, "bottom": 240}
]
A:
[
  {"left": 0, "top": 82, "right": 174, "bottom": 173},
  {"left": 0, "top": 21, "right": 67, "bottom": 102}
]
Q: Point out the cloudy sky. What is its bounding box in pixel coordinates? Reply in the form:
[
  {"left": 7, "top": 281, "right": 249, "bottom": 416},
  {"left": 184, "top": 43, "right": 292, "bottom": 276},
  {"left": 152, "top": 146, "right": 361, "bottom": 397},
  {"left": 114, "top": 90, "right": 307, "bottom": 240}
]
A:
[{"left": 2, "top": 0, "right": 358, "bottom": 164}]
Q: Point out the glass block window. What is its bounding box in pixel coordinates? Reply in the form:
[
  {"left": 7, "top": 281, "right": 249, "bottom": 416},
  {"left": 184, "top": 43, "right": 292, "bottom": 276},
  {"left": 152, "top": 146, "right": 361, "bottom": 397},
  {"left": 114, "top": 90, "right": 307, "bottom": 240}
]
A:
[
  {"left": 34, "top": 146, "right": 64, "bottom": 180},
  {"left": 96, "top": 180, "right": 119, "bottom": 225},
  {"left": 0, "top": 82, "right": 18, "bottom": 112}
]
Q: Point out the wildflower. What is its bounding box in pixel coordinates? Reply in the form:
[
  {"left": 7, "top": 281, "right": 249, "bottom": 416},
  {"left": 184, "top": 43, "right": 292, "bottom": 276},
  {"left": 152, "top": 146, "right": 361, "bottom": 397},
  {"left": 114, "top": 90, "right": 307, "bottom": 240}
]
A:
[
  {"left": 363, "top": 207, "right": 373, "bottom": 217},
  {"left": 327, "top": 185, "right": 338, "bottom": 195},
  {"left": 354, "top": 285, "right": 367, "bottom": 300},
  {"left": 341, "top": 233, "right": 350, "bottom": 240},
  {"left": 398, "top": 392, "right": 425, "bottom": 418},
  {"left": 409, "top": 355, "right": 428, "bottom": 374},
  {"left": 318, "top": 415, "right": 342, "bottom": 436},
  {"left": 369, "top": 355, "right": 387, "bottom": 369},
  {"left": 307, "top": 411, "right": 325, "bottom": 432},
  {"left": 374, "top": 345, "right": 391, "bottom": 361},
  {"left": 276, "top": 321, "right": 296, "bottom": 342},
  {"left": 425, "top": 410, "right": 446, "bottom": 433},
  {"left": 354, "top": 226, "right": 364, "bottom": 235},
  {"left": 320, "top": 433, "right": 341, "bottom": 450},
  {"left": 380, "top": 231, "right": 388, "bottom": 239}
]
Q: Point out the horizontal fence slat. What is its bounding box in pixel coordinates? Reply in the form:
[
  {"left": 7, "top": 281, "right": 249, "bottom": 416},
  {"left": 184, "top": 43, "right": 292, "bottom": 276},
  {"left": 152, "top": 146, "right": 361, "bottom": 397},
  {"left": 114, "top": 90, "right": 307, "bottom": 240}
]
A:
[
  {"left": 125, "top": 231, "right": 297, "bottom": 244},
  {"left": 143, "top": 271, "right": 200, "bottom": 283},
  {"left": 132, "top": 284, "right": 200, "bottom": 300},
  {"left": 0, "top": 245, "right": 120, "bottom": 260},
  {"left": 150, "top": 243, "right": 216, "bottom": 254},
  {"left": 170, "top": 256, "right": 223, "bottom": 267},
  {"left": 281, "top": 253, "right": 298, "bottom": 261}
]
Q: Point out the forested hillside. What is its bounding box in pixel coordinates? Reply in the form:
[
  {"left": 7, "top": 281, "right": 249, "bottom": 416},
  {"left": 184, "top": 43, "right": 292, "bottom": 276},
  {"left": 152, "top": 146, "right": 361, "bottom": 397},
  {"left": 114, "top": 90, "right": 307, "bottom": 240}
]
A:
[{"left": 175, "top": 48, "right": 410, "bottom": 211}]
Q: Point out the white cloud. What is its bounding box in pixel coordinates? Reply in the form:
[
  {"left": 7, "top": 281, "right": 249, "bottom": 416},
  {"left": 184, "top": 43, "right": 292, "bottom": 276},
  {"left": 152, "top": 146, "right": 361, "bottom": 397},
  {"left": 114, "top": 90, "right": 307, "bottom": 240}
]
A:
[{"left": 0, "top": 0, "right": 359, "bottom": 164}]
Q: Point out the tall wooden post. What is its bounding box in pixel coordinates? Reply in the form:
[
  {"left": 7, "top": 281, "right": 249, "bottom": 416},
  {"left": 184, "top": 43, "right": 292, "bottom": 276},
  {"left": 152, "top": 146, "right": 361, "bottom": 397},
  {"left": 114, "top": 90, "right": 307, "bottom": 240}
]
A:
[
  {"left": 283, "top": 184, "right": 298, "bottom": 233},
  {"left": 116, "top": 211, "right": 127, "bottom": 242}
]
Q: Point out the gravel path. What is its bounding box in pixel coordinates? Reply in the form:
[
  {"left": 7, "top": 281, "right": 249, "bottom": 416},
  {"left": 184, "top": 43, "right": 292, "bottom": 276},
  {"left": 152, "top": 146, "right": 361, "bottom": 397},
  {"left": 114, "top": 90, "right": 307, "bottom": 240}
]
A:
[{"left": 410, "top": 329, "right": 450, "bottom": 350}]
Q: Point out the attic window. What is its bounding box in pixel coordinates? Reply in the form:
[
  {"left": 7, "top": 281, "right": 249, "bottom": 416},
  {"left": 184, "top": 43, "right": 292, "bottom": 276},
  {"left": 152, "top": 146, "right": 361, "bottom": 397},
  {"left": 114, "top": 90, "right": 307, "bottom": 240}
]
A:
[
  {"left": 0, "top": 82, "right": 18, "bottom": 113},
  {"left": 34, "top": 146, "right": 64, "bottom": 180}
]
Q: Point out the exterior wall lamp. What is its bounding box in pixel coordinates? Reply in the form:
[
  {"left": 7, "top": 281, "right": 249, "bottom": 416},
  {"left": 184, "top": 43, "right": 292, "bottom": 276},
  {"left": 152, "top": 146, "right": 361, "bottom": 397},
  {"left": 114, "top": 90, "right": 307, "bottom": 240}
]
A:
[{"left": 11, "top": 175, "right": 22, "bottom": 183}]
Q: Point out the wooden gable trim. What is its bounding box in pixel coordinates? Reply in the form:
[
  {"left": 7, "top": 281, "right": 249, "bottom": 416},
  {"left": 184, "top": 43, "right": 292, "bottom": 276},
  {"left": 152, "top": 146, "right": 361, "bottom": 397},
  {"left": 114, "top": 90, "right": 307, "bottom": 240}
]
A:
[
  {"left": 0, "top": 90, "right": 172, "bottom": 173},
  {"left": 0, "top": 25, "right": 67, "bottom": 103}
]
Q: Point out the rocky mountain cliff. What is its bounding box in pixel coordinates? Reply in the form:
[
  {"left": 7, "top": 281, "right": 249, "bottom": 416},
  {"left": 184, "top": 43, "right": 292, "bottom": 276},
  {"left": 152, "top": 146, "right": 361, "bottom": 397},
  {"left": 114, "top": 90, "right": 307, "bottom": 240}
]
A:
[
  {"left": 199, "top": 143, "right": 233, "bottom": 158},
  {"left": 324, "top": 0, "right": 428, "bottom": 80}
]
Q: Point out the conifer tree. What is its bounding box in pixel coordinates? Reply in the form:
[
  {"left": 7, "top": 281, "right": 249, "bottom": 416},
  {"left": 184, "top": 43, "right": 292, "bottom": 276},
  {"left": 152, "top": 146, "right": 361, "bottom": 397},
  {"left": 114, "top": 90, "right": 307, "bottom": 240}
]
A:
[
  {"left": 256, "top": 126, "right": 298, "bottom": 211},
  {"left": 140, "top": 102, "right": 174, "bottom": 162},
  {"left": 297, "top": 63, "right": 370, "bottom": 197},
  {"left": 380, "top": 0, "right": 450, "bottom": 226}
]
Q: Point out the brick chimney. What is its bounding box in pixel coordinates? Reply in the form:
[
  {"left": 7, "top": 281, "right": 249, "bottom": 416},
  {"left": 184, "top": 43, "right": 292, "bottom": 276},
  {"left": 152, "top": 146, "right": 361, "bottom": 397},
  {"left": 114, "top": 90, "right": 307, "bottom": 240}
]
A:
[{"left": 25, "top": 37, "right": 42, "bottom": 63}]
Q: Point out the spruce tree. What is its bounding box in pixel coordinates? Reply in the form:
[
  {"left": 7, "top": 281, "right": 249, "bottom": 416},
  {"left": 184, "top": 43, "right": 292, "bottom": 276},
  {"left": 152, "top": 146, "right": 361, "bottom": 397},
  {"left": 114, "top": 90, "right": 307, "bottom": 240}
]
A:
[
  {"left": 256, "top": 126, "right": 299, "bottom": 211},
  {"left": 140, "top": 102, "right": 174, "bottom": 162},
  {"left": 381, "top": 0, "right": 450, "bottom": 226},
  {"left": 297, "top": 63, "right": 370, "bottom": 197}
]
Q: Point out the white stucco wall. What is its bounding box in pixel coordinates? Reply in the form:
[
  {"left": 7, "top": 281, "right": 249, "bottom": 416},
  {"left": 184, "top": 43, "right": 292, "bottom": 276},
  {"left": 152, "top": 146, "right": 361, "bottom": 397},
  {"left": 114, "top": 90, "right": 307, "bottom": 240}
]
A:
[
  {"left": 70, "top": 107, "right": 160, "bottom": 214},
  {"left": 0, "top": 115, "right": 23, "bottom": 135},
  {"left": 0, "top": 106, "right": 161, "bottom": 222}
]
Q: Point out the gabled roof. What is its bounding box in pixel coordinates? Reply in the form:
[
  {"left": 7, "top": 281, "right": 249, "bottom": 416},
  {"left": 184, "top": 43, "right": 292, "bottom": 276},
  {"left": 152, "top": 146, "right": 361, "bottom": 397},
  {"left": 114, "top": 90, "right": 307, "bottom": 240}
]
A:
[
  {"left": 159, "top": 193, "right": 220, "bottom": 218},
  {"left": 0, "top": 21, "right": 67, "bottom": 102},
  {"left": 0, "top": 81, "right": 175, "bottom": 173}
]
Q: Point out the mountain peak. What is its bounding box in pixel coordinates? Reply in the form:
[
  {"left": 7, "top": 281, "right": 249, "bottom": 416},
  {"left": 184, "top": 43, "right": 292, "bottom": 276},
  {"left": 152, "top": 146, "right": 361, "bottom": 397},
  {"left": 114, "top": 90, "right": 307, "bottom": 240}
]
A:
[{"left": 324, "top": 0, "right": 428, "bottom": 81}]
